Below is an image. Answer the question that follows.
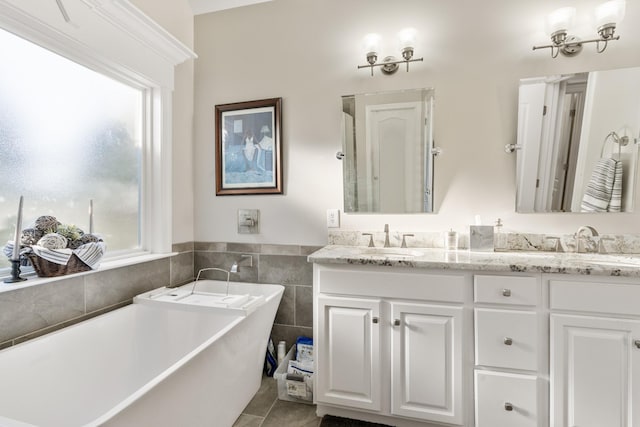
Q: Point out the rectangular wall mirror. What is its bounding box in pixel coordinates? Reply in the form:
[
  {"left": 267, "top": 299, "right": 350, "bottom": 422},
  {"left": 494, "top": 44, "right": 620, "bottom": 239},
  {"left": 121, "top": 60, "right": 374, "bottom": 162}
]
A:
[
  {"left": 341, "top": 88, "right": 435, "bottom": 213},
  {"left": 515, "top": 66, "right": 640, "bottom": 213}
]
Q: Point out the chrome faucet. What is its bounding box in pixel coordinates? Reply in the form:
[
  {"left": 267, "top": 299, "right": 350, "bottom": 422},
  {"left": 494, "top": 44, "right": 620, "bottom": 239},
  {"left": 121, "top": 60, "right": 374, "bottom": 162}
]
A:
[
  {"left": 575, "top": 226, "right": 599, "bottom": 253},
  {"left": 384, "top": 224, "right": 390, "bottom": 248},
  {"left": 231, "top": 254, "right": 253, "bottom": 273}
]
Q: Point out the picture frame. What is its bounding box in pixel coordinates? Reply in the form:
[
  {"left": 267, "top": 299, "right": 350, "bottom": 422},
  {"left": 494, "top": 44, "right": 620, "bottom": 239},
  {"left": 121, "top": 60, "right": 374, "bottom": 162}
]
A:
[{"left": 215, "top": 98, "right": 282, "bottom": 195}]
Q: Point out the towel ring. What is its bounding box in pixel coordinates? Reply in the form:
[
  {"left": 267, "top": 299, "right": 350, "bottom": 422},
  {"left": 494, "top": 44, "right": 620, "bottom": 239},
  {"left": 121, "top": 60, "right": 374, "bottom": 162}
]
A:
[{"left": 600, "top": 131, "right": 629, "bottom": 160}]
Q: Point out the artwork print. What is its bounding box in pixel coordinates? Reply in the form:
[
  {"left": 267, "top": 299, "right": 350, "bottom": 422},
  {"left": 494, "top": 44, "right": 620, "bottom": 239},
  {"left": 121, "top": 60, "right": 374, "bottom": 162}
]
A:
[{"left": 215, "top": 98, "right": 282, "bottom": 195}]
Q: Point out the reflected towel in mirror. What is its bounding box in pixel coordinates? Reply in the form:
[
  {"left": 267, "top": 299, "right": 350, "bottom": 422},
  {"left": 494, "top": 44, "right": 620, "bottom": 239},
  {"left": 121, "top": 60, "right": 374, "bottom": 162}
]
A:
[{"left": 580, "top": 158, "right": 623, "bottom": 212}]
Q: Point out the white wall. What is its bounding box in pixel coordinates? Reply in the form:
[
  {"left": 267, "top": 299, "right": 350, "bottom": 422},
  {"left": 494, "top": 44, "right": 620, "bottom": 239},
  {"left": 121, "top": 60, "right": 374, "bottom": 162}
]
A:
[
  {"left": 193, "top": 0, "right": 640, "bottom": 246},
  {"left": 131, "top": 0, "right": 196, "bottom": 245}
]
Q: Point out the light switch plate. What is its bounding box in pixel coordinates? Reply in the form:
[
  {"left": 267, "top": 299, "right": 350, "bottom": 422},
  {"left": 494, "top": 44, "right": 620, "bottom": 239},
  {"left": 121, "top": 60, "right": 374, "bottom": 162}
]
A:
[
  {"left": 326, "top": 209, "right": 340, "bottom": 228},
  {"left": 238, "top": 209, "right": 259, "bottom": 234}
]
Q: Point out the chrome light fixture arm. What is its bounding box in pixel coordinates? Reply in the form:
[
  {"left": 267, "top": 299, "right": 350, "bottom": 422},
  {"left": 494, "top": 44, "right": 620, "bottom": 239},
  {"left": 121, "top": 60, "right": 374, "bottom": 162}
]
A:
[
  {"left": 358, "top": 56, "right": 424, "bottom": 76},
  {"left": 533, "top": 34, "right": 620, "bottom": 57}
]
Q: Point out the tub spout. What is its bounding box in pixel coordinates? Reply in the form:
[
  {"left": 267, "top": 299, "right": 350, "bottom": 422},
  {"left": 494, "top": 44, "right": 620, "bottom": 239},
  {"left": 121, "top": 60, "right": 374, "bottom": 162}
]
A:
[{"left": 231, "top": 254, "right": 253, "bottom": 273}]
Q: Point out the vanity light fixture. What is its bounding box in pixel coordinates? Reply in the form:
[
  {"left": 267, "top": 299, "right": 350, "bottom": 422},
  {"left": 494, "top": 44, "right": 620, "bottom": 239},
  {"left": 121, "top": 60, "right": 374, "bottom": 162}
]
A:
[
  {"left": 358, "top": 28, "right": 424, "bottom": 76},
  {"left": 533, "top": 0, "right": 625, "bottom": 58}
]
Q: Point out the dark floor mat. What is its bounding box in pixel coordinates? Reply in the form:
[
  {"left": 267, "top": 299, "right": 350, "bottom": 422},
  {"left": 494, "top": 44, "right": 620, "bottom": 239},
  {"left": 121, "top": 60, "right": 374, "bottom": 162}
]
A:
[{"left": 319, "top": 415, "right": 393, "bottom": 427}]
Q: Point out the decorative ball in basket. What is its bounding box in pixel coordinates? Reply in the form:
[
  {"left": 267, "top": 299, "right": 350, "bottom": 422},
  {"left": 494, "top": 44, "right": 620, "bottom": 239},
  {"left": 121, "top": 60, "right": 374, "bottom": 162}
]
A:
[{"left": 4, "top": 215, "right": 106, "bottom": 278}]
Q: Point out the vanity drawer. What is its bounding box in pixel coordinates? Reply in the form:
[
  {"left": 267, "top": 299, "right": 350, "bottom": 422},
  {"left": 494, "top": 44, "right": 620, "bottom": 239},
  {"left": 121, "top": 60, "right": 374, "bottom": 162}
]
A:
[
  {"left": 474, "top": 275, "right": 539, "bottom": 306},
  {"left": 475, "top": 370, "right": 538, "bottom": 427},
  {"left": 317, "top": 266, "right": 467, "bottom": 302},
  {"left": 475, "top": 308, "right": 538, "bottom": 371},
  {"left": 550, "top": 279, "right": 640, "bottom": 316}
]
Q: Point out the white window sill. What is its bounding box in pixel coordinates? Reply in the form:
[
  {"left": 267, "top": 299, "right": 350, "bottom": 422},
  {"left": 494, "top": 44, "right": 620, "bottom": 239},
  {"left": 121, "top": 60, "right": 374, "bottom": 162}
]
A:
[{"left": 0, "top": 252, "right": 176, "bottom": 294}]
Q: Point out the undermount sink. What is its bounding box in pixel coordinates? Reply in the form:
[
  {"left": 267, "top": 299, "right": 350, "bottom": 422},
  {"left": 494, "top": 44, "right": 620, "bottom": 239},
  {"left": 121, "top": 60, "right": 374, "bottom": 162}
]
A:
[{"left": 359, "top": 248, "right": 424, "bottom": 259}]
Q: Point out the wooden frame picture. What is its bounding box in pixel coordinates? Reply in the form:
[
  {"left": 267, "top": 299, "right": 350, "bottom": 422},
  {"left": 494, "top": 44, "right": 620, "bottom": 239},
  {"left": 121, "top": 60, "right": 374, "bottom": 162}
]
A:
[{"left": 215, "top": 98, "right": 282, "bottom": 195}]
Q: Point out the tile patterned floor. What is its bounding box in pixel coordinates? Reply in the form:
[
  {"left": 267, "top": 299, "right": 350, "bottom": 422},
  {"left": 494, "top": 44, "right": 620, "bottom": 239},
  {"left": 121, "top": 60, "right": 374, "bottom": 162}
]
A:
[{"left": 232, "top": 375, "right": 320, "bottom": 427}]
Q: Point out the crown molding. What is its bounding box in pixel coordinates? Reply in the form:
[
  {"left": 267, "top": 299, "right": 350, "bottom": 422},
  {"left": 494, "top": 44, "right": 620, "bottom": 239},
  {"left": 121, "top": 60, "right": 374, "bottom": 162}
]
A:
[
  {"left": 82, "top": 0, "right": 196, "bottom": 65},
  {"left": 0, "top": 0, "right": 196, "bottom": 88}
]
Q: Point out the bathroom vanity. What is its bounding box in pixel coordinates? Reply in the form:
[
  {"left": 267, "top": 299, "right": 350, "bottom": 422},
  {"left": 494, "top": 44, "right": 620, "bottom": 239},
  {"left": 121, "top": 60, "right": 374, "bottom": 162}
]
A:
[{"left": 309, "top": 246, "right": 640, "bottom": 427}]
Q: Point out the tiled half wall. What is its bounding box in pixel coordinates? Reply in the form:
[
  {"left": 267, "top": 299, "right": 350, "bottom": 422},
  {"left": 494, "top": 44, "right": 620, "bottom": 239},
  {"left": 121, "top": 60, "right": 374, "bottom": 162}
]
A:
[
  {"left": 193, "top": 242, "right": 321, "bottom": 348},
  {"left": 0, "top": 242, "right": 320, "bottom": 352}
]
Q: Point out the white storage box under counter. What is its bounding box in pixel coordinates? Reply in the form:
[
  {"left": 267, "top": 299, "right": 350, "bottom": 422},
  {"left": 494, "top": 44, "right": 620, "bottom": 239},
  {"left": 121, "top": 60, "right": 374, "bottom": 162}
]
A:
[{"left": 274, "top": 346, "right": 314, "bottom": 404}]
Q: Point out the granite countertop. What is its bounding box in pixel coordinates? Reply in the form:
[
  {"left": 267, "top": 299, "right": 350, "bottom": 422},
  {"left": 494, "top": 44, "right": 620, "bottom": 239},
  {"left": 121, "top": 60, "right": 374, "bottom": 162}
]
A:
[{"left": 308, "top": 245, "right": 640, "bottom": 278}]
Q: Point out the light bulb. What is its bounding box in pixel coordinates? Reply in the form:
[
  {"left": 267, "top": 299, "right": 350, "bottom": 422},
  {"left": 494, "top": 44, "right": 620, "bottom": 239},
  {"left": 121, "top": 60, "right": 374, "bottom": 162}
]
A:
[
  {"left": 595, "top": 0, "right": 625, "bottom": 27},
  {"left": 546, "top": 7, "right": 575, "bottom": 35},
  {"left": 362, "top": 33, "right": 381, "bottom": 55},
  {"left": 397, "top": 28, "right": 417, "bottom": 50}
]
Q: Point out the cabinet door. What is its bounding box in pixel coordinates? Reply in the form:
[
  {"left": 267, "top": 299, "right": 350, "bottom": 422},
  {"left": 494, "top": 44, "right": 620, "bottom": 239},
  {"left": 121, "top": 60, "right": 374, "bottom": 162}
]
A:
[
  {"left": 316, "top": 295, "right": 382, "bottom": 411},
  {"left": 551, "top": 314, "right": 640, "bottom": 427},
  {"left": 390, "top": 302, "right": 463, "bottom": 425}
]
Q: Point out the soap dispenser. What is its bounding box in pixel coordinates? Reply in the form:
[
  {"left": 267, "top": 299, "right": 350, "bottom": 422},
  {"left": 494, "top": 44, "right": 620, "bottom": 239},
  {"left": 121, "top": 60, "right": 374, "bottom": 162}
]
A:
[{"left": 494, "top": 218, "right": 507, "bottom": 252}]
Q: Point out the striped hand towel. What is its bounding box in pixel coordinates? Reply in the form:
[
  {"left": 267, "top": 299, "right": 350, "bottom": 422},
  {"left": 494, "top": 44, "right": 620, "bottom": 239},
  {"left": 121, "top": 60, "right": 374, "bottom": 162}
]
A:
[
  {"left": 4, "top": 241, "right": 106, "bottom": 269},
  {"left": 74, "top": 242, "right": 106, "bottom": 269},
  {"left": 30, "top": 245, "right": 73, "bottom": 265},
  {"left": 580, "top": 158, "right": 623, "bottom": 212}
]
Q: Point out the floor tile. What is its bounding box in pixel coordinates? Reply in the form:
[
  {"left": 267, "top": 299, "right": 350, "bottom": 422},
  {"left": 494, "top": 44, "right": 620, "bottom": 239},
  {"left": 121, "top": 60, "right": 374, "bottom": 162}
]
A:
[
  {"left": 232, "top": 413, "right": 263, "bottom": 427},
  {"left": 242, "top": 375, "right": 278, "bottom": 417},
  {"left": 261, "top": 399, "right": 320, "bottom": 427}
]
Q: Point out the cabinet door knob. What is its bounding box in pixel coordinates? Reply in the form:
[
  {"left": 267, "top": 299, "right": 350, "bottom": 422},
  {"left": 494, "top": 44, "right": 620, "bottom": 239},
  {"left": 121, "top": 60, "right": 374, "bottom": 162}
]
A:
[
  {"left": 372, "top": 317, "right": 379, "bottom": 324},
  {"left": 634, "top": 340, "right": 640, "bottom": 349},
  {"left": 504, "top": 337, "right": 513, "bottom": 346},
  {"left": 394, "top": 319, "right": 401, "bottom": 326},
  {"left": 504, "top": 402, "right": 514, "bottom": 411},
  {"left": 502, "top": 288, "right": 511, "bottom": 297}
]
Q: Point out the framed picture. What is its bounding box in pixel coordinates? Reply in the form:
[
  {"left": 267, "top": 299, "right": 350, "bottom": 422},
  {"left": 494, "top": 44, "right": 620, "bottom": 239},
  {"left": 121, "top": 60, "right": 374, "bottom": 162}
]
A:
[{"left": 215, "top": 98, "right": 282, "bottom": 195}]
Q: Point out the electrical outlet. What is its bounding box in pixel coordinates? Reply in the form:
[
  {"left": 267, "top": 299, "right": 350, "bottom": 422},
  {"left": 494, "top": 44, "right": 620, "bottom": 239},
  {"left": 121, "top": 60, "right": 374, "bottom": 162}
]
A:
[{"left": 326, "top": 209, "right": 340, "bottom": 228}]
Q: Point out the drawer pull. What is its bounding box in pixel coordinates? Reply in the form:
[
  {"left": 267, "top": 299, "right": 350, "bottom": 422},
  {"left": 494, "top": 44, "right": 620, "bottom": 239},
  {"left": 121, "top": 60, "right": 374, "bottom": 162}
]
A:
[
  {"left": 504, "top": 337, "right": 513, "bottom": 346},
  {"left": 504, "top": 402, "right": 514, "bottom": 411},
  {"left": 635, "top": 340, "right": 640, "bottom": 349},
  {"left": 372, "top": 317, "right": 379, "bottom": 324},
  {"left": 502, "top": 288, "right": 511, "bottom": 297},
  {"left": 394, "top": 319, "right": 401, "bottom": 326}
]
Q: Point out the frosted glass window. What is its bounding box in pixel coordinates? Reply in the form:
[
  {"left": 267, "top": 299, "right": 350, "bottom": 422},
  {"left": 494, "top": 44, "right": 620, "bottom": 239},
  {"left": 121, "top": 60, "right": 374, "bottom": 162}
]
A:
[{"left": 0, "top": 28, "right": 142, "bottom": 270}]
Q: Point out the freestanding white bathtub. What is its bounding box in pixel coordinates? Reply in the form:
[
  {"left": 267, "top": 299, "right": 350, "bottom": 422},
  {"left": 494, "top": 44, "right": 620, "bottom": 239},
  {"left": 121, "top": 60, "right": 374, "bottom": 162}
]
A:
[{"left": 0, "top": 280, "right": 283, "bottom": 427}]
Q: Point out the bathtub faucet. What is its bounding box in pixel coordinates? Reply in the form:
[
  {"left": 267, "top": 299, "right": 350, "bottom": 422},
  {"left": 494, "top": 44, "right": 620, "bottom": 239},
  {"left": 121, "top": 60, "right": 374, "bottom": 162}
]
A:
[
  {"left": 231, "top": 254, "right": 253, "bottom": 273},
  {"left": 192, "top": 267, "right": 232, "bottom": 296}
]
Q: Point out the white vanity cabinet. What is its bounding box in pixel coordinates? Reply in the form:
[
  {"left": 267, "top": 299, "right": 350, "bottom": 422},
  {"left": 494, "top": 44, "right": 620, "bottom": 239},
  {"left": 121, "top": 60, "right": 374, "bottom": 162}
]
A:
[
  {"left": 314, "top": 264, "right": 469, "bottom": 427},
  {"left": 549, "top": 278, "right": 640, "bottom": 427},
  {"left": 311, "top": 246, "right": 640, "bottom": 427},
  {"left": 473, "top": 274, "right": 546, "bottom": 427}
]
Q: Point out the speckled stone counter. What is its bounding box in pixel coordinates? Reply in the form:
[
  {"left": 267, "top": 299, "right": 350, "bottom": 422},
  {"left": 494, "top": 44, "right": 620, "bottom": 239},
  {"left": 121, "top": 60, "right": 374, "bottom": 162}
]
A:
[{"left": 308, "top": 245, "right": 640, "bottom": 278}]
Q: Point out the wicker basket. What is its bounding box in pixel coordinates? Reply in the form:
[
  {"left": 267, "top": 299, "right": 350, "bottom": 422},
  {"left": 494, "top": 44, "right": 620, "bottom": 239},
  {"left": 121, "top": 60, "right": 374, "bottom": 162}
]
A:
[{"left": 26, "top": 253, "right": 91, "bottom": 277}]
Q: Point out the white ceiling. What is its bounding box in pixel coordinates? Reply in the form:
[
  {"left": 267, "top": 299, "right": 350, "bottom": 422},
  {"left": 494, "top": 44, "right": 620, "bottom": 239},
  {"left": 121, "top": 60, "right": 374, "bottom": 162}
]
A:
[{"left": 188, "top": 0, "right": 272, "bottom": 15}]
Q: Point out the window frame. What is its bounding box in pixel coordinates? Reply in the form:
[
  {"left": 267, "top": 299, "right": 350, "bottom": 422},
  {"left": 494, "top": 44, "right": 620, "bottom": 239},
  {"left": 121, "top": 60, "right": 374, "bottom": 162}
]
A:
[{"left": 0, "top": 0, "right": 195, "bottom": 278}]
